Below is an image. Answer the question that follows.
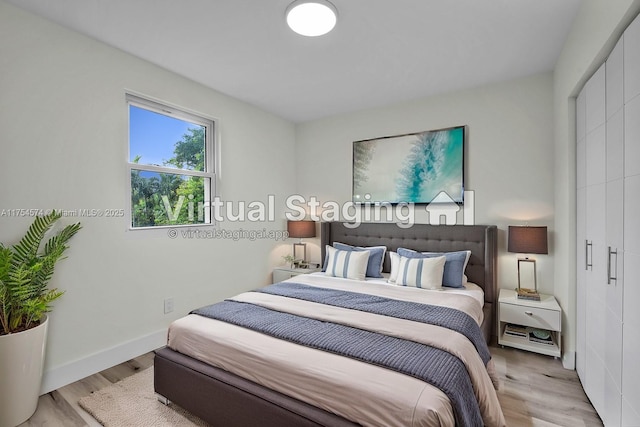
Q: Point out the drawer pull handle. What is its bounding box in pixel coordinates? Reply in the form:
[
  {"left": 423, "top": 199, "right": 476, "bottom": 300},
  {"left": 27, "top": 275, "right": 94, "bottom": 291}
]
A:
[{"left": 524, "top": 311, "right": 533, "bottom": 316}]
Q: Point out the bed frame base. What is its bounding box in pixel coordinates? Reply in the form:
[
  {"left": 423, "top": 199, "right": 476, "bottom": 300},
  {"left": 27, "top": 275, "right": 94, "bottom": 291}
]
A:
[{"left": 154, "top": 346, "right": 358, "bottom": 426}]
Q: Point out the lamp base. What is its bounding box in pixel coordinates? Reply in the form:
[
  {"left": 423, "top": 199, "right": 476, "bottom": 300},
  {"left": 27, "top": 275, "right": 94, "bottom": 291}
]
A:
[
  {"left": 293, "top": 242, "right": 307, "bottom": 265},
  {"left": 516, "top": 257, "right": 537, "bottom": 290}
]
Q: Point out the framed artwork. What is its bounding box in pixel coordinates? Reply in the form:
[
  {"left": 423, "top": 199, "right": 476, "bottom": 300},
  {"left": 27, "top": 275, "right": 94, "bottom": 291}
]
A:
[{"left": 352, "top": 125, "right": 466, "bottom": 204}]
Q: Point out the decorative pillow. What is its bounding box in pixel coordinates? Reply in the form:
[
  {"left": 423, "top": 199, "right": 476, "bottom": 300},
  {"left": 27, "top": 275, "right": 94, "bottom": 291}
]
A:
[
  {"left": 397, "top": 248, "right": 471, "bottom": 288},
  {"left": 388, "top": 251, "right": 400, "bottom": 283},
  {"left": 332, "top": 242, "right": 386, "bottom": 278},
  {"left": 396, "top": 255, "right": 446, "bottom": 289},
  {"left": 324, "top": 246, "right": 370, "bottom": 281}
]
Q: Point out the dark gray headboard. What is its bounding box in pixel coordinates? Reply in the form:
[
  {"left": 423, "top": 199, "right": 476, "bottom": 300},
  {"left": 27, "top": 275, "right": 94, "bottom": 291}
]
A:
[{"left": 320, "top": 222, "right": 498, "bottom": 341}]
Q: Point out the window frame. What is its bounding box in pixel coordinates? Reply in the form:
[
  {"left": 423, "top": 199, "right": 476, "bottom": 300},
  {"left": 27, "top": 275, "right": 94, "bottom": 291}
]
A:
[{"left": 126, "top": 93, "right": 216, "bottom": 231}]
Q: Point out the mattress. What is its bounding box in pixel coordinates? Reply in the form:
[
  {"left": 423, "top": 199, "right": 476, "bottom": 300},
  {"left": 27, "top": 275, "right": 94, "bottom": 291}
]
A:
[{"left": 167, "top": 274, "right": 505, "bottom": 427}]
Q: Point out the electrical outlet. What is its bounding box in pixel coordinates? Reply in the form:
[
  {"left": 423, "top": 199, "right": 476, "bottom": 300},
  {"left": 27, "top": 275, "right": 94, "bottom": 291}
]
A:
[{"left": 164, "top": 297, "right": 174, "bottom": 314}]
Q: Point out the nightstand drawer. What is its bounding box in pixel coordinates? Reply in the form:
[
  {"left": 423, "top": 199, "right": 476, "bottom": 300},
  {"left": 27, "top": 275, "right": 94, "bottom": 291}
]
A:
[{"left": 500, "top": 303, "right": 561, "bottom": 331}]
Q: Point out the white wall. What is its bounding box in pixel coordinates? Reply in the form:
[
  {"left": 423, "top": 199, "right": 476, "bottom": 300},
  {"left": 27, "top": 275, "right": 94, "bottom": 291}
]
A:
[
  {"left": 553, "top": 0, "right": 640, "bottom": 368},
  {"left": 0, "top": 1, "right": 297, "bottom": 392},
  {"left": 294, "top": 73, "right": 556, "bottom": 296}
]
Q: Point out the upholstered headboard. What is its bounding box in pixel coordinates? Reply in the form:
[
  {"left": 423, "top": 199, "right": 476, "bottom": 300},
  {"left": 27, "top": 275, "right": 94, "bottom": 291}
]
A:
[{"left": 320, "top": 222, "right": 498, "bottom": 342}]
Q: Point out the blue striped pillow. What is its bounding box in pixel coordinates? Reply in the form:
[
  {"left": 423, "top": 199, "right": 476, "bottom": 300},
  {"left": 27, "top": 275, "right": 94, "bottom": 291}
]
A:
[
  {"left": 333, "top": 243, "right": 386, "bottom": 278},
  {"left": 324, "top": 246, "right": 370, "bottom": 281},
  {"left": 396, "top": 255, "right": 446, "bottom": 289},
  {"left": 397, "top": 248, "right": 471, "bottom": 288}
]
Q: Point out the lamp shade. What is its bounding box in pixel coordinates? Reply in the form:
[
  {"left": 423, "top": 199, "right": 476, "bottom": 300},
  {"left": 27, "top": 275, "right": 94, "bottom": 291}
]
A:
[
  {"left": 287, "top": 220, "right": 316, "bottom": 238},
  {"left": 508, "top": 226, "right": 548, "bottom": 254}
]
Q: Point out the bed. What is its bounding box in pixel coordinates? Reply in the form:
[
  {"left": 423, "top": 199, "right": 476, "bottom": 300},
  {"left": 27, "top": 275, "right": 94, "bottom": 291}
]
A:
[{"left": 154, "top": 222, "right": 502, "bottom": 426}]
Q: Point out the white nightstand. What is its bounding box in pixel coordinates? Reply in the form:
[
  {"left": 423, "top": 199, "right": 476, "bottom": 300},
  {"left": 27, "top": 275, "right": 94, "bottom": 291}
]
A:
[
  {"left": 272, "top": 266, "right": 321, "bottom": 284},
  {"left": 498, "top": 288, "right": 562, "bottom": 358}
]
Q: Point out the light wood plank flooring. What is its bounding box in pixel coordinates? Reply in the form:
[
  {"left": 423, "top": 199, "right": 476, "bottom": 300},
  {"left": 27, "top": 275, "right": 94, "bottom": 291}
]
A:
[{"left": 19, "top": 346, "right": 602, "bottom": 426}]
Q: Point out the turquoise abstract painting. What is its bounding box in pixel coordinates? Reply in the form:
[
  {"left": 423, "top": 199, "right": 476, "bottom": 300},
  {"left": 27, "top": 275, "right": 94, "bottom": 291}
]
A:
[{"left": 352, "top": 126, "right": 465, "bottom": 204}]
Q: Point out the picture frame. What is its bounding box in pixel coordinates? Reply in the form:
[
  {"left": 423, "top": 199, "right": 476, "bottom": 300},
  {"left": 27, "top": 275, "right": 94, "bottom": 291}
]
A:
[{"left": 352, "top": 125, "right": 466, "bottom": 204}]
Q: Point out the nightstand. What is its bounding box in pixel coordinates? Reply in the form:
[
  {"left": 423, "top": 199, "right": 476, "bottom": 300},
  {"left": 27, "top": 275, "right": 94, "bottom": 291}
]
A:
[
  {"left": 272, "top": 266, "right": 321, "bottom": 284},
  {"left": 498, "top": 288, "right": 562, "bottom": 358}
]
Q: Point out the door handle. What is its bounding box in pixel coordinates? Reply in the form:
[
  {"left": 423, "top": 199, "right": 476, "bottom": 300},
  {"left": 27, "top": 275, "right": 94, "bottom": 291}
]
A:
[
  {"left": 607, "top": 246, "right": 618, "bottom": 284},
  {"left": 586, "top": 240, "right": 593, "bottom": 271}
]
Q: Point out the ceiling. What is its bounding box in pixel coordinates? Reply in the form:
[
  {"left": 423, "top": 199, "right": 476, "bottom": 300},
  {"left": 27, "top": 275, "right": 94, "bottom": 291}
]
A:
[{"left": 8, "top": 0, "right": 583, "bottom": 123}]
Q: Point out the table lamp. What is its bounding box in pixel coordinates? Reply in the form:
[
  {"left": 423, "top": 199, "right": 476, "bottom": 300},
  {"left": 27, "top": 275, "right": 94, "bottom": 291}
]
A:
[
  {"left": 508, "top": 225, "right": 548, "bottom": 291},
  {"left": 287, "top": 220, "right": 316, "bottom": 266}
]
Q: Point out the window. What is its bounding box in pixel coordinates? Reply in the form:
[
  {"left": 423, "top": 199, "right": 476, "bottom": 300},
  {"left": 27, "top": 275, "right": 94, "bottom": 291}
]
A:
[{"left": 127, "top": 94, "right": 215, "bottom": 229}]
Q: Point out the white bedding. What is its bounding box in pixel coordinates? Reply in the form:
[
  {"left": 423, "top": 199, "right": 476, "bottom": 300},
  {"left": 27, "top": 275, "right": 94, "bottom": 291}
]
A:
[
  {"left": 167, "top": 274, "right": 505, "bottom": 427},
  {"left": 331, "top": 272, "right": 487, "bottom": 308}
]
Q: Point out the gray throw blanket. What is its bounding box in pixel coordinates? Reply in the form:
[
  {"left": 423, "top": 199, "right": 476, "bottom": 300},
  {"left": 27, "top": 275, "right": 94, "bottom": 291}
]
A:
[
  {"left": 256, "top": 281, "right": 491, "bottom": 365},
  {"left": 192, "top": 294, "right": 484, "bottom": 425}
]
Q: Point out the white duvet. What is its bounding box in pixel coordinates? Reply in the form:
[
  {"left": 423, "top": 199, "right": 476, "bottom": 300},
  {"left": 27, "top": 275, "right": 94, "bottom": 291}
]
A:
[{"left": 167, "top": 273, "right": 506, "bottom": 427}]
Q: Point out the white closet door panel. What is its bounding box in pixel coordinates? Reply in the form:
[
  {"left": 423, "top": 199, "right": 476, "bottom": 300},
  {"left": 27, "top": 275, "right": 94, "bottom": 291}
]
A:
[
  {"left": 605, "top": 305, "right": 623, "bottom": 391},
  {"left": 577, "top": 90, "right": 587, "bottom": 143},
  {"left": 605, "top": 256, "right": 624, "bottom": 331},
  {"left": 607, "top": 35, "right": 624, "bottom": 119},
  {"left": 622, "top": 398, "right": 640, "bottom": 427},
  {"left": 585, "top": 345, "right": 606, "bottom": 418},
  {"left": 607, "top": 179, "right": 625, "bottom": 256},
  {"left": 604, "top": 182, "right": 623, "bottom": 425},
  {"left": 577, "top": 140, "right": 586, "bottom": 189},
  {"left": 607, "top": 109, "right": 625, "bottom": 182},
  {"left": 586, "top": 283, "right": 606, "bottom": 359},
  {"left": 586, "top": 124, "right": 606, "bottom": 187},
  {"left": 586, "top": 271, "right": 606, "bottom": 363},
  {"left": 586, "top": 64, "right": 606, "bottom": 133},
  {"left": 606, "top": 179, "right": 624, "bottom": 332},
  {"left": 576, "top": 278, "right": 587, "bottom": 380},
  {"left": 624, "top": 175, "right": 640, "bottom": 253},
  {"left": 586, "top": 182, "right": 607, "bottom": 380},
  {"left": 625, "top": 14, "right": 640, "bottom": 103},
  {"left": 577, "top": 187, "right": 587, "bottom": 259},
  {"left": 605, "top": 371, "right": 622, "bottom": 427},
  {"left": 622, "top": 251, "right": 640, "bottom": 424},
  {"left": 576, "top": 188, "right": 587, "bottom": 381},
  {"left": 586, "top": 182, "right": 606, "bottom": 275},
  {"left": 624, "top": 95, "right": 640, "bottom": 178}
]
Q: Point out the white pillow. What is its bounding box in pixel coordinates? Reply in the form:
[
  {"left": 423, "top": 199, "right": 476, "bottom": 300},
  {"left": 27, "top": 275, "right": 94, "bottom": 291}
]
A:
[
  {"left": 388, "top": 251, "right": 400, "bottom": 283},
  {"left": 396, "top": 255, "right": 446, "bottom": 290},
  {"left": 324, "top": 246, "right": 370, "bottom": 281}
]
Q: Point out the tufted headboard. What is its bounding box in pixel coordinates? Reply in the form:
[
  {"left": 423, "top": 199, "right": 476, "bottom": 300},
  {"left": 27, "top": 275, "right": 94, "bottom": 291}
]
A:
[{"left": 320, "top": 222, "right": 498, "bottom": 342}]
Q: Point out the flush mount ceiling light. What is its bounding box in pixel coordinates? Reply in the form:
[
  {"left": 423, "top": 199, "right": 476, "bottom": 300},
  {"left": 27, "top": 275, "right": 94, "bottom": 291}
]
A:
[{"left": 286, "top": 0, "right": 338, "bottom": 37}]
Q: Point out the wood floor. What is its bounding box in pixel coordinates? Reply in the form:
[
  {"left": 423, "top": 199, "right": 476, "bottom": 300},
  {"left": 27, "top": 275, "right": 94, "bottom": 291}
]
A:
[{"left": 19, "top": 346, "right": 603, "bottom": 427}]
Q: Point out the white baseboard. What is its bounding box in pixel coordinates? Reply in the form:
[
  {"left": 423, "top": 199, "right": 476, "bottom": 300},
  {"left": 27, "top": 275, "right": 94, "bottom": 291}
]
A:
[
  {"left": 562, "top": 350, "right": 576, "bottom": 370},
  {"left": 40, "top": 328, "right": 167, "bottom": 395}
]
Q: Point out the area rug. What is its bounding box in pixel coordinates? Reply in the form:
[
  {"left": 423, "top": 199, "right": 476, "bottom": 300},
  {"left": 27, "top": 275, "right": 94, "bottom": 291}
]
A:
[{"left": 78, "top": 367, "right": 209, "bottom": 426}]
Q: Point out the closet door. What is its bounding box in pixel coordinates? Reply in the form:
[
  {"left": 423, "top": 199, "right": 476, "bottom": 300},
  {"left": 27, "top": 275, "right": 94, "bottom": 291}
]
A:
[
  {"left": 624, "top": 13, "right": 640, "bottom": 104},
  {"left": 622, "top": 27, "right": 640, "bottom": 421},
  {"left": 604, "top": 36, "right": 624, "bottom": 427},
  {"left": 622, "top": 175, "right": 640, "bottom": 426},
  {"left": 575, "top": 89, "right": 587, "bottom": 381},
  {"left": 622, "top": 15, "right": 640, "bottom": 424},
  {"left": 583, "top": 64, "right": 607, "bottom": 418}
]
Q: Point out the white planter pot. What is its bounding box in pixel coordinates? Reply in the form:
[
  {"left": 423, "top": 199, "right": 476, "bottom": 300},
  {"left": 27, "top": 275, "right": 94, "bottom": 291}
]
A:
[{"left": 0, "top": 316, "right": 48, "bottom": 427}]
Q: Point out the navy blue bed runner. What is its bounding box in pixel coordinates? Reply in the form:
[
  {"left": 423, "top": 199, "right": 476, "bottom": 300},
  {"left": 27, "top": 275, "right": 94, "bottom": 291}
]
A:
[
  {"left": 256, "top": 282, "right": 491, "bottom": 366},
  {"left": 192, "top": 283, "right": 488, "bottom": 426}
]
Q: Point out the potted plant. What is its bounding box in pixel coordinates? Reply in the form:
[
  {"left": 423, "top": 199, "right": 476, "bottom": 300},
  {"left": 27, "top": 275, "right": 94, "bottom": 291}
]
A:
[
  {"left": 282, "top": 254, "right": 296, "bottom": 269},
  {"left": 0, "top": 211, "right": 81, "bottom": 426}
]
